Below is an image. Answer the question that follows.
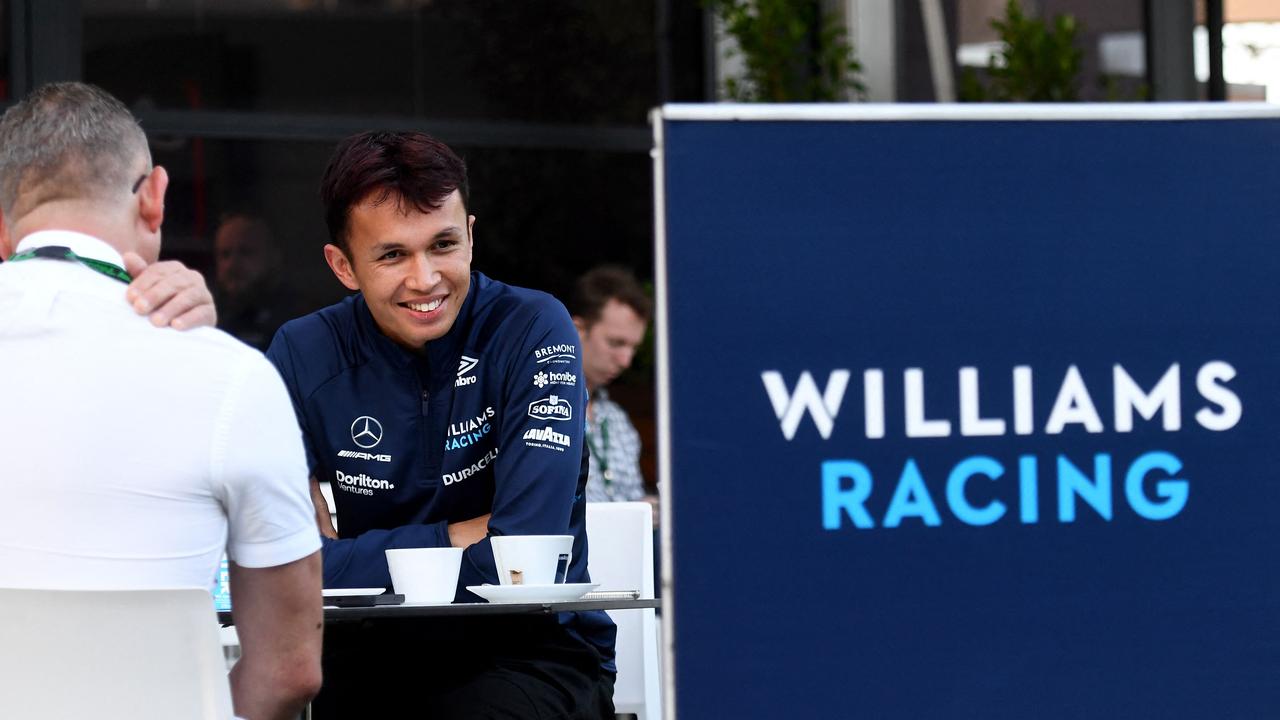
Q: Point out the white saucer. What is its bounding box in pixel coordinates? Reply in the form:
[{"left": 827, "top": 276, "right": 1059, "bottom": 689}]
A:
[
  {"left": 322, "top": 587, "right": 387, "bottom": 597},
  {"left": 466, "top": 583, "right": 599, "bottom": 604}
]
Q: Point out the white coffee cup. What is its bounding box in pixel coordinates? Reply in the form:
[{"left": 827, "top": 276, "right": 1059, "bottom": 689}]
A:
[
  {"left": 385, "top": 547, "right": 463, "bottom": 603},
  {"left": 491, "top": 535, "right": 573, "bottom": 586}
]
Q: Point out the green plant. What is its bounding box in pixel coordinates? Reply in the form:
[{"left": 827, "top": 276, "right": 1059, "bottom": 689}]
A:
[
  {"left": 706, "top": 0, "right": 864, "bottom": 102},
  {"left": 959, "top": 0, "right": 1082, "bottom": 102}
]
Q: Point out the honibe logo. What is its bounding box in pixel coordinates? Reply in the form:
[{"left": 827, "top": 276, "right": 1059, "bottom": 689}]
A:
[{"left": 762, "top": 370, "right": 850, "bottom": 440}]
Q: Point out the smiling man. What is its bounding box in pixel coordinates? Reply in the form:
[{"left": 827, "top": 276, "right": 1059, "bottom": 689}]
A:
[{"left": 265, "top": 131, "right": 616, "bottom": 719}]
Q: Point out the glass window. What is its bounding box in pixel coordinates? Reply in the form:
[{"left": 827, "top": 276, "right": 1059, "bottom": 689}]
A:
[
  {"left": 83, "top": 0, "right": 663, "bottom": 125},
  {"left": 150, "top": 136, "right": 651, "bottom": 348},
  {"left": 1, "top": 0, "right": 9, "bottom": 103},
  {"left": 956, "top": 0, "right": 1148, "bottom": 101}
]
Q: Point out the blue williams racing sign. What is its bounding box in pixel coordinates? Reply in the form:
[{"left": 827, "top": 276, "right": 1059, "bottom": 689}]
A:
[{"left": 655, "top": 104, "right": 1280, "bottom": 720}]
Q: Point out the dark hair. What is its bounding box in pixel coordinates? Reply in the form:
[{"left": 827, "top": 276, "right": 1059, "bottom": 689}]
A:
[
  {"left": 320, "top": 131, "right": 469, "bottom": 251},
  {"left": 570, "top": 265, "right": 653, "bottom": 326}
]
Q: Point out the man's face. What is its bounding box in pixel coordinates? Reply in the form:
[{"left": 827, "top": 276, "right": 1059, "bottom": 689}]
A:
[
  {"left": 215, "top": 218, "right": 274, "bottom": 297},
  {"left": 576, "top": 298, "right": 647, "bottom": 390},
  {"left": 324, "top": 189, "right": 474, "bottom": 352}
]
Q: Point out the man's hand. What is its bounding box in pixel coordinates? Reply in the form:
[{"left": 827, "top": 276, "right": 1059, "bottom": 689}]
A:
[
  {"left": 122, "top": 252, "right": 217, "bottom": 330},
  {"left": 448, "top": 513, "right": 491, "bottom": 548}
]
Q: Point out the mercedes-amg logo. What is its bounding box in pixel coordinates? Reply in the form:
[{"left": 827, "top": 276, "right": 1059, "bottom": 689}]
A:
[{"left": 350, "top": 416, "right": 384, "bottom": 449}]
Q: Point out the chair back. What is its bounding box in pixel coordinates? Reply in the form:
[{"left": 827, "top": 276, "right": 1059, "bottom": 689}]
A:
[
  {"left": 586, "top": 501, "right": 662, "bottom": 720},
  {"left": 0, "top": 587, "right": 234, "bottom": 720}
]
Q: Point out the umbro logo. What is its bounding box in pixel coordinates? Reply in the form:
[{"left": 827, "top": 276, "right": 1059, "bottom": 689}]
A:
[{"left": 456, "top": 355, "right": 479, "bottom": 387}]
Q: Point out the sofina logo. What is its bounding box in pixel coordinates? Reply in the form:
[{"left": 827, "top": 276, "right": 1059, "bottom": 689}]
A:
[
  {"left": 528, "top": 394, "right": 573, "bottom": 421},
  {"left": 762, "top": 363, "right": 1242, "bottom": 531}
]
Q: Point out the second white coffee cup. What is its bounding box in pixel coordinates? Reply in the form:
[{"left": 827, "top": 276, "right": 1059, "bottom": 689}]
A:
[
  {"left": 491, "top": 535, "right": 573, "bottom": 586},
  {"left": 385, "top": 547, "right": 463, "bottom": 603}
]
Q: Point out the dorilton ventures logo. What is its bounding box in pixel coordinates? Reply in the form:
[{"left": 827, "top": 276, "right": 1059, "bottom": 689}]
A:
[
  {"left": 350, "top": 416, "right": 384, "bottom": 449},
  {"left": 334, "top": 469, "right": 394, "bottom": 496},
  {"left": 528, "top": 394, "right": 573, "bottom": 421},
  {"left": 761, "top": 362, "right": 1242, "bottom": 531}
]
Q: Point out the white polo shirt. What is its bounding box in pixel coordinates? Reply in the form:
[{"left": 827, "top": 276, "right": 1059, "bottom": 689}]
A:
[{"left": 0, "top": 230, "right": 320, "bottom": 590}]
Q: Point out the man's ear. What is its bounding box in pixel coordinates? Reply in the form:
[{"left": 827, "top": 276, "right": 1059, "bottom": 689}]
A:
[
  {"left": 572, "top": 315, "right": 588, "bottom": 337},
  {"left": 0, "top": 207, "right": 12, "bottom": 260},
  {"left": 467, "top": 214, "right": 476, "bottom": 246},
  {"left": 323, "top": 243, "right": 361, "bottom": 291},
  {"left": 138, "top": 166, "right": 169, "bottom": 233}
]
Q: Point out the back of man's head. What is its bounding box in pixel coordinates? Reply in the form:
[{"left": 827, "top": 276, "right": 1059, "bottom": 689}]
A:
[
  {"left": 0, "top": 82, "right": 149, "bottom": 221},
  {"left": 570, "top": 265, "right": 653, "bottom": 328}
]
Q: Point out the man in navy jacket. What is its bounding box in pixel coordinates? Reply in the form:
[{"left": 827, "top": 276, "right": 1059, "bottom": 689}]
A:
[{"left": 266, "top": 131, "right": 615, "bottom": 719}]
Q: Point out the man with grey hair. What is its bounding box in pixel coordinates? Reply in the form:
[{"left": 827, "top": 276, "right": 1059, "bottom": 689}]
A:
[
  {"left": 0, "top": 82, "right": 324, "bottom": 720},
  {"left": 0, "top": 83, "right": 218, "bottom": 326}
]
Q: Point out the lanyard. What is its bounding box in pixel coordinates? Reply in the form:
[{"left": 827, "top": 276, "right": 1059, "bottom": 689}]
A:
[
  {"left": 586, "top": 413, "right": 613, "bottom": 491},
  {"left": 7, "top": 245, "right": 132, "bottom": 284}
]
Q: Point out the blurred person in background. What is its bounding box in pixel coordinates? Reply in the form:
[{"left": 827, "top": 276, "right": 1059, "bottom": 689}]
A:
[
  {"left": 214, "top": 212, "right": 305, "bottom": 350},
  {"left": 570, "top": 266, "right": 657, "bottom": 519},
  {"left": 0, "top": 81, "right": 323, "bottom": 720}
]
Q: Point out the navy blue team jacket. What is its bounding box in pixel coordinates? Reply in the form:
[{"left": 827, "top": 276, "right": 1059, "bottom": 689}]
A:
[{"left": 266, "top": 272, "right": 615, "bottom": 671}]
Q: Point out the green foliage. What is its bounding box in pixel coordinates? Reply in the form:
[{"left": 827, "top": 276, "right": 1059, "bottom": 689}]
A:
[
  {"left": 959, "top": 0, "right": 1082, "bottom": 102},
  {"left": 707, "top": 0, "right": 865, "bottom": 102}
]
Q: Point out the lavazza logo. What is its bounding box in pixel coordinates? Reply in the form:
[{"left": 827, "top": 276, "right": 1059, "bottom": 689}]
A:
[
  {"left": 528, "top": 394, "right": 573, "bottom": 421},
  {"left": 534, "top": 370, "right": 577, "bottom": 388},
  {"left": 524, "top": 425, "right": 571, "bottom": 451},
  {"left": 456, "top": 355, "right": 480, "bottom": 387},
  {"left": 760, "top": 362, "right": 1243, "bottom": 533}
]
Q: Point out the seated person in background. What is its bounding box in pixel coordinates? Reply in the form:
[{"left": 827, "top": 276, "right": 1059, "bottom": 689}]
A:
[
  {"left": 214, "top": 212, "right": 305, "bottom": 350},
  {"left": 0, "top": 81, "right": 323, "bottom": 720},
  {"left": 265, "top": 130, "right": 616, "bottom": 719},
  {"left": 569, "top": 266, "right": 657, "bottom": 515}
]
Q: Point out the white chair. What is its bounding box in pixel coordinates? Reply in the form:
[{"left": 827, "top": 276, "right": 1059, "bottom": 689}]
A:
[
  {"left": 0, "top": 587, "right": 234, "bottom": 719},
  {"left": 586, "top": 502, "right": 662, "bottom": 720}
]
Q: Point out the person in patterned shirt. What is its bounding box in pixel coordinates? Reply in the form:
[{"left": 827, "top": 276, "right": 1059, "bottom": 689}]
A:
[{"left": 569, "top": 266, "right": 657, "bottom": 523}]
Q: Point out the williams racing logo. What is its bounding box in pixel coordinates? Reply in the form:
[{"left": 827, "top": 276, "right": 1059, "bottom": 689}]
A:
[
  {"left": 456, "top": 355, "right": 480, "bottom": 387},
  {"left": 524, "top": 425, "right": 571, "bottom": 452},
  {"left": 535, "top": 343, "right": 576, "bottom": 365},
  {"left": 528, "top": 394, "right": 573, "bottom": 421},
  {"left": 445, "top": 406, "right": 495, "bottom": 451}
]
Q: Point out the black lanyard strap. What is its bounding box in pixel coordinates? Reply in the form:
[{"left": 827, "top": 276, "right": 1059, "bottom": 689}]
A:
[{"left": 7, "top": 245, "right": 133, "bottom": 284}]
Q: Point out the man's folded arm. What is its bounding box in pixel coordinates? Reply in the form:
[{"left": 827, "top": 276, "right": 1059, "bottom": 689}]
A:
[{"left": 319, "top": 523, "right": 450, "bottom": 588}]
